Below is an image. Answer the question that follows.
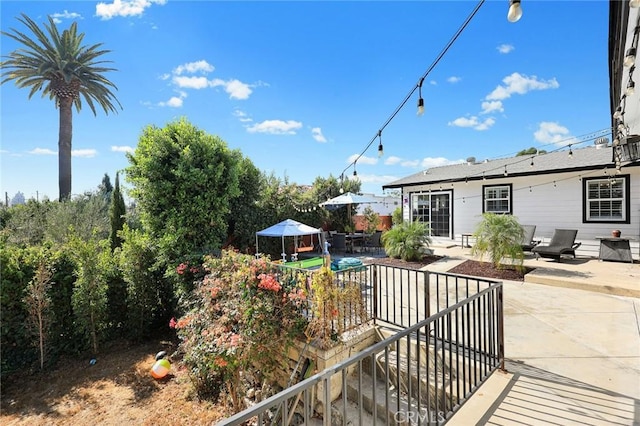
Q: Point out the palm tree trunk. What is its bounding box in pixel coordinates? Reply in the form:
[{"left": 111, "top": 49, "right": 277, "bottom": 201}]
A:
[{"left": 58, "top": 98, "right": 73, "bottom": 201}]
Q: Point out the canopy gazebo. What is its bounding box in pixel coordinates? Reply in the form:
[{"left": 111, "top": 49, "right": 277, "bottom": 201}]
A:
[{"left": 255, "top": 219, "right": 323, "bottom": 262}]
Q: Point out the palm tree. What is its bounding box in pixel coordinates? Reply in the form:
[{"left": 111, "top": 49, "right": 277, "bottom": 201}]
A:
[{"left": 1, "top": 14, "right": 122, "bottom": 200}]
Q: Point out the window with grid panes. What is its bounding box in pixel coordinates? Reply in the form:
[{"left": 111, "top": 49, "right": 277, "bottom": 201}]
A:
[
  {"left": 585, "top": 177, "right": 626, "bottom": 221},
  {"left": 483, "top": 184, "right": 512, "bottom": 214}
]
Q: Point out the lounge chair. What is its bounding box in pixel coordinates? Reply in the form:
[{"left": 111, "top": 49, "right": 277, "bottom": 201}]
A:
[
  {"left": 520, "top": 225, "right": 540, "bottom": 252},
  {"left": 531, "top": 229, "right": 581, "bottom": 260}
]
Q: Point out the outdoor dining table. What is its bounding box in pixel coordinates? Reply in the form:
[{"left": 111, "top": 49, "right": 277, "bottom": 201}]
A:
[{"left": 345, "top": 233, "right": 367, "bottom": 253}]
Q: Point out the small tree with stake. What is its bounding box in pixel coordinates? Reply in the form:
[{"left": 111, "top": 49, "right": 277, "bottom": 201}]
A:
[{"left": 23, "top": 260, "right": 53, "bottom": 370}]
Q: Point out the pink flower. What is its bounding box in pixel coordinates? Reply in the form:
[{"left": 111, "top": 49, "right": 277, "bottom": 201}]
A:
[
  {"left": 257, "top": 273, "right": 281, "bottom": 292},
  {"left": 176, "top": 263, "right": 188, "bottom": 275},
  {"left": 169, "top": 317, "right": 177, "bottom": 329}
]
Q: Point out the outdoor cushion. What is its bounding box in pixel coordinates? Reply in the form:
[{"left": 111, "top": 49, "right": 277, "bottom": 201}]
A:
[
  {"left": 532, "top": 229, "right": 581, "bottom": 260},
  {"left": 331, "top": 257, "right": 363, "bottom": 271}
]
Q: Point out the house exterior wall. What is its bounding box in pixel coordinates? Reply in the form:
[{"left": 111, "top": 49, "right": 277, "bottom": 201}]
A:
[{"left": 401, "top": 165, "right": 640, "bottom": 260}]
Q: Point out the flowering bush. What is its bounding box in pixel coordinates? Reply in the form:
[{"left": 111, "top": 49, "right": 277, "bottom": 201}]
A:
[{"left": 174, "top": 250, "right": 308, "bottom": 412}]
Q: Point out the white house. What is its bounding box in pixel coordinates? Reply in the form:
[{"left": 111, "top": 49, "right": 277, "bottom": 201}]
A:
[{"left": 382, "top": 144, "right": 640, "bottom": 260}]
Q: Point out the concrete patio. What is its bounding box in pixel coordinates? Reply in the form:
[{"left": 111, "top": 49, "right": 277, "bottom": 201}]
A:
[{"left": 333, "top": 244, "right": 640, "bottom": 425}]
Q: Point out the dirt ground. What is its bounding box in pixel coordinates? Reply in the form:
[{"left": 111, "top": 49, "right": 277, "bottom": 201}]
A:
[{"left": 0, "top": 339, "right": 228, "bottom": 426}]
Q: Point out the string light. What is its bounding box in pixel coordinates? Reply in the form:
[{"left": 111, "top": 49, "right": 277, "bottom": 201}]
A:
[
  {"left": 625, "top": 74, "right": 635, "bottom": 96},
  {"left": 530, "top": 157, "right": 534, "bottom": 167},
  {"left": 503, "top": 165, "right": 508, "bottom": 176},
  {"left": 417, "top": 78, "right": 425, "bottom": 116},
  {"left": 507, "top": 0, "right": 523, "bottom": 23},
  {"left": 568, "top": 144, "right": 573, "bottom": 158},
  {"left": 377, "top": 131, "right": 383, "bottom": 157}
]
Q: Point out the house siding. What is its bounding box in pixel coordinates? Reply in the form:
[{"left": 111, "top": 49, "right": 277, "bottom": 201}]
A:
[{"left": 401, "top": 166, "right": 640, "bottom": 260}]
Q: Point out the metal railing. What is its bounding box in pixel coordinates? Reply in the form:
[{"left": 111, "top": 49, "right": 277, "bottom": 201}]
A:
[{"left": 218, "top": 264, "right": 503, "bottom": 426}]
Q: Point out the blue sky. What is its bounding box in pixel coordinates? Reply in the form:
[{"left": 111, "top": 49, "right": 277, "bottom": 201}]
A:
[{"left": 1, "top": 0, "right": 612, "bottom": 202}]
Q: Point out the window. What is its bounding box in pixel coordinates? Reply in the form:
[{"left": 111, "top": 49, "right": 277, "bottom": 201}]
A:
[
  {"left": 583, "top": 176, "right": 629, "bottom": 223},
  {"left": 482, "top": 184, "right": 512, "bottom": 214}
]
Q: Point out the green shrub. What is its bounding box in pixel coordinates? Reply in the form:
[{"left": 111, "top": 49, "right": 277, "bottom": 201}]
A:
[
  {"left": 471, "top": 213, "right": 524, "bottom": 271},
  {"left": 381, "top": 221, "right": 432, "bottom": 261}
]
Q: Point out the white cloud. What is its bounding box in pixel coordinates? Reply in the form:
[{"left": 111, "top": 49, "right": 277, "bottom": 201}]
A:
[
  {"left": 421, "top": 157, "right": 463, "bottom": 168},
  {"left": 311, "top": 127, "right": 327, "bottom": 143},
  {"left": 481, "top": 100, "right": 504, "bottom": 114},
  {"left": 174, "top": 60, "right": 214, "bottom": 75},
  {"left": 220, "top": 79, "right": 252, "bottom": 100},
  {"left": 429, "top": 80, "right": 437, "bottom": 86},
  {"left": 158, "top": 91, "right": 187, "bottom": 108},
  {"left": 382, "top": 156, "right": 419, "bottom": 167},
  {"left": 72, "top": 149, "right": 97, "bottom": 158},
  {"left": 111, "top": 145, "right": 134, "bottom": 153},
  {"left": 96, "top": 0, "right": 167, "bottom": 20},
  {"left": 448, "top": 116, "right": 495, "bottom": 131},
  {"left": 347, "top": 154, "right": 377, "bottom": 165},
  {"left": 160, "top": 60, "right": 255, "bottom": 104},
  {"left": 486, "top": 72, "right": 559, "bottom": 101},
  {"left": 384, "top": 156, "right": 402, "bottom": 166},
  {"left": 497, "top": 44, "right": 514, "bottom": 54},
  {"left": 355, "top": 173, "right": 400, "bottom": 184},
  {"left": 533, "top": 122, "right": 577, "bottom": 146},
  {"left": 246, "top": 120, "right": 302, "bottom": 135},
  {"left": 29, "top": 148, "right": 56, "bottom": 155},
  {"left": 173, "top": 76, "right": 210, "bottom": 90},
  {"left": 233, "top": 109, "right": 253, "bottom": 122},
  {"left": 447, "top": 76, "right": 461, "bottom": 84},
  {"left": 50, "top": 10, "right": 82, "bottom": 23}
]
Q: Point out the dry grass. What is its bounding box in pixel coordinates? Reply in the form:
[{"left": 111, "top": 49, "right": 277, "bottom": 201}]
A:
[{"left": 0, "top": 338, "right": 228, "bottom": 425}]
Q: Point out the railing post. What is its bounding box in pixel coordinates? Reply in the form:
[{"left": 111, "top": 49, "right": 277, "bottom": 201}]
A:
[
  {"left": 425, "top": 270, "right": 431, "bottom": 319},
  {"left": 497, "top": 285, "right": 505, "bottom": 372},
  {"left": 373, "top": 265, "right": 378, "bottom": 324}
]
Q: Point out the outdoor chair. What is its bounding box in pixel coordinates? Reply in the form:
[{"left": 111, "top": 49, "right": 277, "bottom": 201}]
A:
[
  {"left": 520, "top": 225, "right": 540, "bottom": 252},
  {"left": 365, "top": 231, "right": 383, "bottom": 254},
  {"left": 531, "top": 229, "right": 581, "bottom": 260},
  {"left": 331, "top": 233, "right": 347, "bottom": 254}
]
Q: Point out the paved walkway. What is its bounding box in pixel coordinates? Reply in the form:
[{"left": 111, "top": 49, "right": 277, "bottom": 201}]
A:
[{"left": 428, "top": 246, "right": 640, "bottom": 426}]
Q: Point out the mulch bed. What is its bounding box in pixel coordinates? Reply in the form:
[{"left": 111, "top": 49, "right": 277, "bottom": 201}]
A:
[
  {"left": 448, "top": 260, "right": 534, "bottom": 281},
  {"left": 367, "top": 256, "right": 534, "bottom": 281}
]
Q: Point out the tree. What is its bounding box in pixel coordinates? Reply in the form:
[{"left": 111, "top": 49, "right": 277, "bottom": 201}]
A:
[
  {"left": 23, "top": 259, "right": 53, "bottom": 370},
  {"left": 125, "top": 118, "right": 241, "bottom": 264},
  {"left": 1, "top": 14, "right": 122, "bottom": 200},
  {"left": 98, "top": 173, "right": 113, "bottom": 200},
  {"left": 68, "top": 233, "right": 110, "bottom": 354},
  {"left": 109, "top": 172, "right": 126, "bottom": 251},
  {"left": 516, "top": 147, "right": 547, "bottom": 156}
]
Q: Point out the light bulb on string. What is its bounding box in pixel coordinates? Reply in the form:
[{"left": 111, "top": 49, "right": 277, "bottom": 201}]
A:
[
  {"left": 417, "top": 77, "right": 425, "bottom": 116},
  {"left": 503, "top": 165, "right": 508, "bottom": 176},
  {"left": 377, "top": 130, "right": 383, "bottom": 157},
  {"left": 624, "top": 47, "right": 636, "bottom": 68},
  {"left": 568, "top": 145, "right": 573, "bottom": 158},
  {"left": 626, "top": 73, "right": 635, "bottom": 96},
  {"left": 507, "top": 0, "right": 522, "bottom": 23},
  {"left": 530, "top": 157, "right": 534, "bottom": 168}
]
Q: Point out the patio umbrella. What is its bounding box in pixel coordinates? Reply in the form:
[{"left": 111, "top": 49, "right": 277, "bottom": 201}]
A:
[{"left": 319, "top": 192, "right": 380, "bottom": 223}]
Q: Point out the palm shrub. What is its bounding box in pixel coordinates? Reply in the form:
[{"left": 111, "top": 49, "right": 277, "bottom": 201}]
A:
[
  {"left": 381, "top": 221, "right": 431, "bottom": 261},
  {"left": 471, "top": 213, "right": 524, "bottom": 271}
]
